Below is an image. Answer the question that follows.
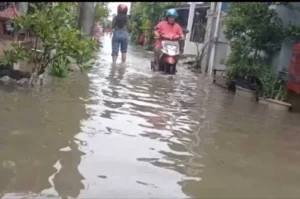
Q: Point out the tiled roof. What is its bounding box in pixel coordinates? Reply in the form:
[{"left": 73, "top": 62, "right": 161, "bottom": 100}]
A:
[{"left": 0, "top": 3, "right": 20, "bottom": 20}]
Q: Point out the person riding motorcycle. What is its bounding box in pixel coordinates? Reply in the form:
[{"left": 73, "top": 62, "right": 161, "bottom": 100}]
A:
[{"left": 153, "top": 9, "right": 184, "bottom": 69}]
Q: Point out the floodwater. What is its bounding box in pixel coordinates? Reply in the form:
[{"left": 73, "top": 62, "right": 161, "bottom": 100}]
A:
[{"left": 1, "top": 35, "right": 300, "bottom": 198}]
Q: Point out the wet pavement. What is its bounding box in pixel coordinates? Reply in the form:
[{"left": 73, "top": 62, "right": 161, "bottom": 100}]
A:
[{"left": 1, "top": 35, "right": 300, "bottom": 198}]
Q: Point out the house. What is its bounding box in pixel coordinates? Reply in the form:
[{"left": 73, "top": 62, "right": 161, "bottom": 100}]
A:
[
  {"left": 204, "top": 2, "right": 300, "bottom": 77},
  {"left": 0, "top": 3, "right": 20, "bottom": 40},
  {"left": 182, "top": 2, "right": 210, "bottom": 55},
  {"left": 0, "top": 2, "right": 35, "bottom": 72},
  {"left": 183, "top": 2, "right": 229, "bottom": 75},
  {"left": 271, "top": 3, "right": 300, "bottom": 98},
  {"left": 0, "top": 2, "right": 20, "bottom": 59}
]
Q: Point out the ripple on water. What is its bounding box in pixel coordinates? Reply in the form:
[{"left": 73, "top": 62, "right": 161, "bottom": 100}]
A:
[{"left": 2, "top": 35, "right": 300, "bottom": 199}]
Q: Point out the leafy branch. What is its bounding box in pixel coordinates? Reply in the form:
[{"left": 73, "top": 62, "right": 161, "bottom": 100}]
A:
[{"left": 2, "top": 3, "right": 98, "bottom": 84}]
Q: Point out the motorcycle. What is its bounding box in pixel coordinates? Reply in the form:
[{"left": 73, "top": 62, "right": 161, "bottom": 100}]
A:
[{"left": 151, "top": 32, "right": 182, "bottom": 74}]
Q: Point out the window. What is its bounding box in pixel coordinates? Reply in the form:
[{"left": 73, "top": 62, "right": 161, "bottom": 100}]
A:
[
  {"left": 190, "top": 7, "right": 208, "bottom": 43},
  {"left": 3, "top": 22, "right": 14, "bottom": 35}
]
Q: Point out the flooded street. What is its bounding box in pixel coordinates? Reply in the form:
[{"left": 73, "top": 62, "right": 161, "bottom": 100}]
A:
[{"left": 1, "top": 35, "right": 300, "bottom": 198}]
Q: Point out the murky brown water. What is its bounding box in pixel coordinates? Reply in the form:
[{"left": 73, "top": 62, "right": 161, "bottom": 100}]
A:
[{"left": 1, "top": 36, "right": 300, "bottom": 198}]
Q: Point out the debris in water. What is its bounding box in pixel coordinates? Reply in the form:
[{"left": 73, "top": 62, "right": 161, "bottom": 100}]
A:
[
  {"left": 0, "top": 76, "right": 11, "bottom": 83},
  {"left": 59, "top": 146, "right": 72, "bottom": 152},
  {"left": 2, "top": 160, "right": 16, "bottom": 170},
  {"left": 10, "top": 130, "right": 22, "bottom": 135}
]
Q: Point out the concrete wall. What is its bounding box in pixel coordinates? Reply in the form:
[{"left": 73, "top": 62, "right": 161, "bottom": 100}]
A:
[
  {"left": 184, "top": 41, "right": 201, "bottom": 55},
  {"left": 207, "top": 3, "right": 300, "bottom": 75},
  {"left": 206, "top": 2, "right": 230, "bottom": 75},
  {"left": 199, "top": 3, "right": 300, "bottom": 76},
  {"left": 271, "top": 3, "right": 300, "bottom": 72},
  {"left": 184, "top": 2, "right": 206, "bottom": 56},
  {"left": 15, "top": 2, "right": 28, "bottom": 15},
  {"left": 211, "top": 12, "right": 230, "bottom": 72}
]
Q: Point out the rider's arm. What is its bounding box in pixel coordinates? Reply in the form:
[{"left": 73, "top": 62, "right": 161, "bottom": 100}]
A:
[
  {"left": 176, "top": 24, "right": 184, "bottom": 38},
  {"left": 154, "top": 22, "right": 163, "bottom": 37}
]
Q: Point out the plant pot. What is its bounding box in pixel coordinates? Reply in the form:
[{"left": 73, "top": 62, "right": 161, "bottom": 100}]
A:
[
  {"left": 235, "top": 86, "right": 256, "bottom": 99},
  {"left": 286, "top": 90, "right": 300, "bottom": 112},
  {"left": 258, "top": 97, "right": 292, "bottom": 111},
  {"left": 213, "top": 75, "right": 228, "bottom": 89}
]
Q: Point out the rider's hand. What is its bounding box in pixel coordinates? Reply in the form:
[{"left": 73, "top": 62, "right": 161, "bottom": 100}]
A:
[{"left": 154, "top": 33, "right": 161, "bottom": 39}]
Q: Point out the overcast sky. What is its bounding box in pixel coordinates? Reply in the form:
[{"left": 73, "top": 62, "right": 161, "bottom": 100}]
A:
[{"left": 108, "top": 2, "right": 131, "bottom": 20}]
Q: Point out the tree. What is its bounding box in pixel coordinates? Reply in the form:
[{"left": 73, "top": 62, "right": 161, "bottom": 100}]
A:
[
  {"left": 2, "top": 3, "right": 98, "bottom": 84},
  {"left": 224, "top": 2, "right": 299, "bottom": 100},
  {"left": 94, "top": 2, "right": 110, "bottom": 23},
  {"left": 102, "top": 18, "right": 112, "bottom": 30},
  {"left": 225, "top": 2, "right": 284, "bottom": 77},
  {"left": 193, "top": 13, "right": 210, "bottom": 71},
  {"left": 27, "top": 2, "right": 51, "bottom": 14},
  {"left": 78, "top": 2, "right": 96, "bottom": 37}
]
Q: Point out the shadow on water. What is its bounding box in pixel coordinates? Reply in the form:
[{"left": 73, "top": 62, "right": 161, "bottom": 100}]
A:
[{"left": 1, "top": 35, "right": 300, "bottom": 198}]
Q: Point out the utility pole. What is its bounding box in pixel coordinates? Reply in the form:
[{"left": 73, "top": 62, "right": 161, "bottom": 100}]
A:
[
  {"left": 207, "top": 2, "right": 222, "bottom": 76},
  {"left": 183, "top": 2, "right": 196, "bottom": 54}
]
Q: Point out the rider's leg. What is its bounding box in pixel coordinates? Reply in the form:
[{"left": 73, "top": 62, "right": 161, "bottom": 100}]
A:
[
  {"left": 154, "top": 45, "right": 162, "bottom": 69},
  {"left": 179, "top": 40, "right": 184, "bottom": 54}
]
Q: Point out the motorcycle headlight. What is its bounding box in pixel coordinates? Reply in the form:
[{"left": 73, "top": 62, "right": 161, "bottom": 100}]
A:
[{"left": 166, "top": 45, "right": 177, "bottom": 50}]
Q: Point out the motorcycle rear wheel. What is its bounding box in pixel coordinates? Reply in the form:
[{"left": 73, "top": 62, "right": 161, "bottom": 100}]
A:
[
  {"left": 165, "top": 64, "right": 176, "bottom": 74},
  {"left": 170, "top": 64, "right": 176, "bottom": 74}
]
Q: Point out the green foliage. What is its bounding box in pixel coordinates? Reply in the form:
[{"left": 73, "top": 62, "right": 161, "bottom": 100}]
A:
[
  {"left": 129, "top": 2, "right": 183, "bottom": 44},
  {"left": 95, "top": 2, "right": 110, "bottom": 22},
  {"left": 3, "top": 2, "right": 98, "bottom": 81},
  {"left": 1, "top": 43, "right": 32, "bottom": 66},
  {"left": 258, "top": 66, "right": 287, "bottom": 100},
  {"left": 50, "top": 56, "right": 70, "bottom": 78},
  {"left": 102, "top": 19, "right": 112, "bottom": 30},
  {"left": 285, "top": 23, "right": 300, "bottom": 43},
  {"left": 225, "top": 3, "right": 284, "bottom": 58},
  {"left": 224, "top": 2, "right": 290, "bottom": 100}
]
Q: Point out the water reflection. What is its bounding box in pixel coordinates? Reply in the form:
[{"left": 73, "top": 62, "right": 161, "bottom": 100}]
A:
[{"left": 0, "top": 74, "right": 89, "bottom": 198}]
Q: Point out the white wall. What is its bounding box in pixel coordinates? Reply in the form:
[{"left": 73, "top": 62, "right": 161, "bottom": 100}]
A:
[
  {"left": 183, "top": 2, "right": 206, "bottom": 56},
  {"left": 271, "top": 3, "right": 300, "bottom": 72}
]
